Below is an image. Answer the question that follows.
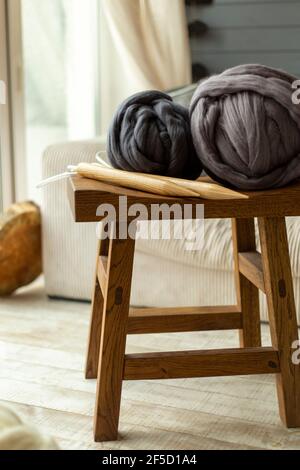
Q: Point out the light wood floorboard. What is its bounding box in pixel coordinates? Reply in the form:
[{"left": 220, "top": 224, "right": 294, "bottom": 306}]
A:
[{"left": 0, "top": 283, "right": 300, "bottom": 450}]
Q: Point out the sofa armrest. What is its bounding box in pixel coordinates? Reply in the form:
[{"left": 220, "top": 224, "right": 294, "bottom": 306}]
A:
[
  {"left": 42, "top": 136, "right": 107, "bottom": 178},
  {"left": 41, "top": 137, "right": 106, "bottom": 300}
]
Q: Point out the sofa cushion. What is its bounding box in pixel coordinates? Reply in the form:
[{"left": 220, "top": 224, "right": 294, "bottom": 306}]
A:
[{"left": 135, "top": 217, "right": 300, "bottom": 276}]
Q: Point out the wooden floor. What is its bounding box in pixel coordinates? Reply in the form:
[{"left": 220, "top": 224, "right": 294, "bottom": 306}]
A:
[{"left": 1, "top": 282, "right": 300, "bottom": 450}]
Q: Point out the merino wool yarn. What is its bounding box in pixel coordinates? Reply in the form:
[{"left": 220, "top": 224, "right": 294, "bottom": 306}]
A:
[
  {"left": 190, "top": 64, "right": 300, "bottom": 190},
  {"left": 108, "top": 90, "right": 202, "bottom": 180}
]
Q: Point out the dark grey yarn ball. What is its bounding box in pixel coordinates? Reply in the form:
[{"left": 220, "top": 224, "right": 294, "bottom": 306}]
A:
[
  {"left": 190, "top": 64, "right": 300, "bottom": 190},
  {"left": 107, "top": 90, "right": 202, "bottom": 180}
]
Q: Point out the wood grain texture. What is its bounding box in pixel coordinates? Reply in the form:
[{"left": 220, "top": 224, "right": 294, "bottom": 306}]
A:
[
  {"left": 69, "top": 177, "right": 300, "bottom": 442},
  {"left": 259, "top": 217, "right": 300, "bottom": 428},
  {"left": 97, "top": 256, "right": 108, "bottom": 296},
  {"left": 124, "top": 347, "right": 280, "bottom": 380},
  {"left": 68, "top": 176, "right": 300, "bottom": 222},
  {"left": 85, "top": 238, "right": 109, "bottom": 380},
  {"left": 238, "top": 251, "right": 265, "bottom": 293},
  {"left": 1, "top": 287, "right": 300, "bottom": 449},
  {"left": 232, "top": 219, "right": 262, "bottom": 348},
  {"left": 94, "top": 227, "right": 136, "bottom": 442},
  {"left": 128, "top": 305, "right": 242, "bottom": 334}
]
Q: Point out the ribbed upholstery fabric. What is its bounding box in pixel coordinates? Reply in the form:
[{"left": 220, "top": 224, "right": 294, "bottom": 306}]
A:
[
  {"left": 136, "top": 217, "right": 300, "bottom": 276},
  {"left": 42, "top": 139, "right": 300, "bottom": 323},
  {"left": 132, "top": 251, "right": 236, "bottom": 308},
  {"left": 42, "top": 139, "right": 104, "bottom": 300}
]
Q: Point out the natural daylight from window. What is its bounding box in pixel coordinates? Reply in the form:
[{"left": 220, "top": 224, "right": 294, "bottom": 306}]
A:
[{"left": 22, "top": 0, "right": 99, "bottom": 201}]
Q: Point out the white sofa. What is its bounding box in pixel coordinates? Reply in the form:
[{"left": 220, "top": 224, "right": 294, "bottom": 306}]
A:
[{"left": 41, "top": 137, "right": 300, "bottom": 323}]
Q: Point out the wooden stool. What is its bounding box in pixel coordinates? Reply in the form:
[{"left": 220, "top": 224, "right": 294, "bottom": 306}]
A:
[{"left": 68, "top": 176, "right": 300, "bottom": 442}]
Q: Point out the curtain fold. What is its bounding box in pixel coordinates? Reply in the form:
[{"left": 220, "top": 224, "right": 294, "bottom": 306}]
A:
[{"left": 100, "top": 0, "right": 192, "bottom": 132}]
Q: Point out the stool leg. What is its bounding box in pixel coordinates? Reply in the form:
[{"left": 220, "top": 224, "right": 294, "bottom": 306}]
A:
[
  {"left": 259, "top": 216, "right": 300, "bottom": 427},
  {"left": 232, "top": 218, "right": 261, "bottom": 348},
  {"left": 85, "top": 237, "right": 109, "bottom": 379},
  {"left": 94, "top": 225, "right": 136, "bottom": 442}
]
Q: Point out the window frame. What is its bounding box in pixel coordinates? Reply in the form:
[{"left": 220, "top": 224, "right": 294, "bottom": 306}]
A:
[{"left": 0, "top": 0, "right": 26, "bottom": 208}]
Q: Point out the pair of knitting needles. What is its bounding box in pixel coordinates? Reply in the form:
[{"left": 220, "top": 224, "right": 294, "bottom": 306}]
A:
[
  {"left": 38, "top": 152, "right": 248, "bottom": 200},
  {"left": 73, "top": 154, "right": 248, "bottom": 200}
]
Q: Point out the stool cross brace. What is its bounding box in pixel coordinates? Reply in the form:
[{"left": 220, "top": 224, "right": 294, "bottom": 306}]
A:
[
  {"left": 68, "top": 176, "right": 300, "bottom": 442},
  {"left": 85, "top": 217, "right": 300, "bottom": 442}
]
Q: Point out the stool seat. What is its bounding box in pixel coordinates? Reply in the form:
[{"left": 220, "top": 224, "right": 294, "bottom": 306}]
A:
[
  {"left": 69, "top": 175, "right": 300, "bottom": 222},
  {"left": 68, "top": 176, "right": 300, "bottom": 442}
]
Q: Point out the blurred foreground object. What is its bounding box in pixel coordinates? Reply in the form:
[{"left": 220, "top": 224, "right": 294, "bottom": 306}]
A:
[
  {"left": 0, "top": 404, "right": 58, "bottom": 450},
  {"left": 0, "top": 202, "right": 42, "bottom": 296}
]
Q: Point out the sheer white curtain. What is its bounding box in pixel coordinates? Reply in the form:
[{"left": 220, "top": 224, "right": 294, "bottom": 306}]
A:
[
  {"left": 65, "top": 0, "right": 99, "bottom": 139},
  {"left": 99, "top": 0, "right": 192, "bottom": 132}
]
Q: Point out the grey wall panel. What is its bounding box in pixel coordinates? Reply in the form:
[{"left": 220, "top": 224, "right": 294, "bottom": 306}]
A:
[
  {"left": 188, "top": 3, "right": 300, "bottom": 28},
  {"left": 188, "top": 1, "right": 300, "bottom": 75},
  {"left": 209, "top": 0, "right": 300, "bottom": 4},
  {"left": 191, "top": 27, "right": 300, "bottom": 52},
  {"left": 192, "top": 51, "right": 300, "bottom": 76}
]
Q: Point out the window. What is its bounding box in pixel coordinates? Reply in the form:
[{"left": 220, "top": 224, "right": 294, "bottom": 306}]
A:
[
  {"left": 0, "top": 0, "right": 101, "bottom": 206},
  {"left": 0, "top": 0, "right": 18, "bottom": 209},
  {"left": 21, "top": 0, "right": 100, "bottom": 201}
]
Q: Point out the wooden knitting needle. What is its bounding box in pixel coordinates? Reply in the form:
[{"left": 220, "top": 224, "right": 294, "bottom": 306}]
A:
[
  {"left": 145, "top": 173, "right": 248, "bottom": 200},
  {"left": 76, "top": 163, "right": 200, "bottom": 197},
  {"left": 91, "top": 161, "right": 248, "bottom": 200},
  {"left": 75, "top": 163, "right": 248, "bottom": 200},
  {"left": 93, "top": 155, "right": 248, "bottom": 200}
]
